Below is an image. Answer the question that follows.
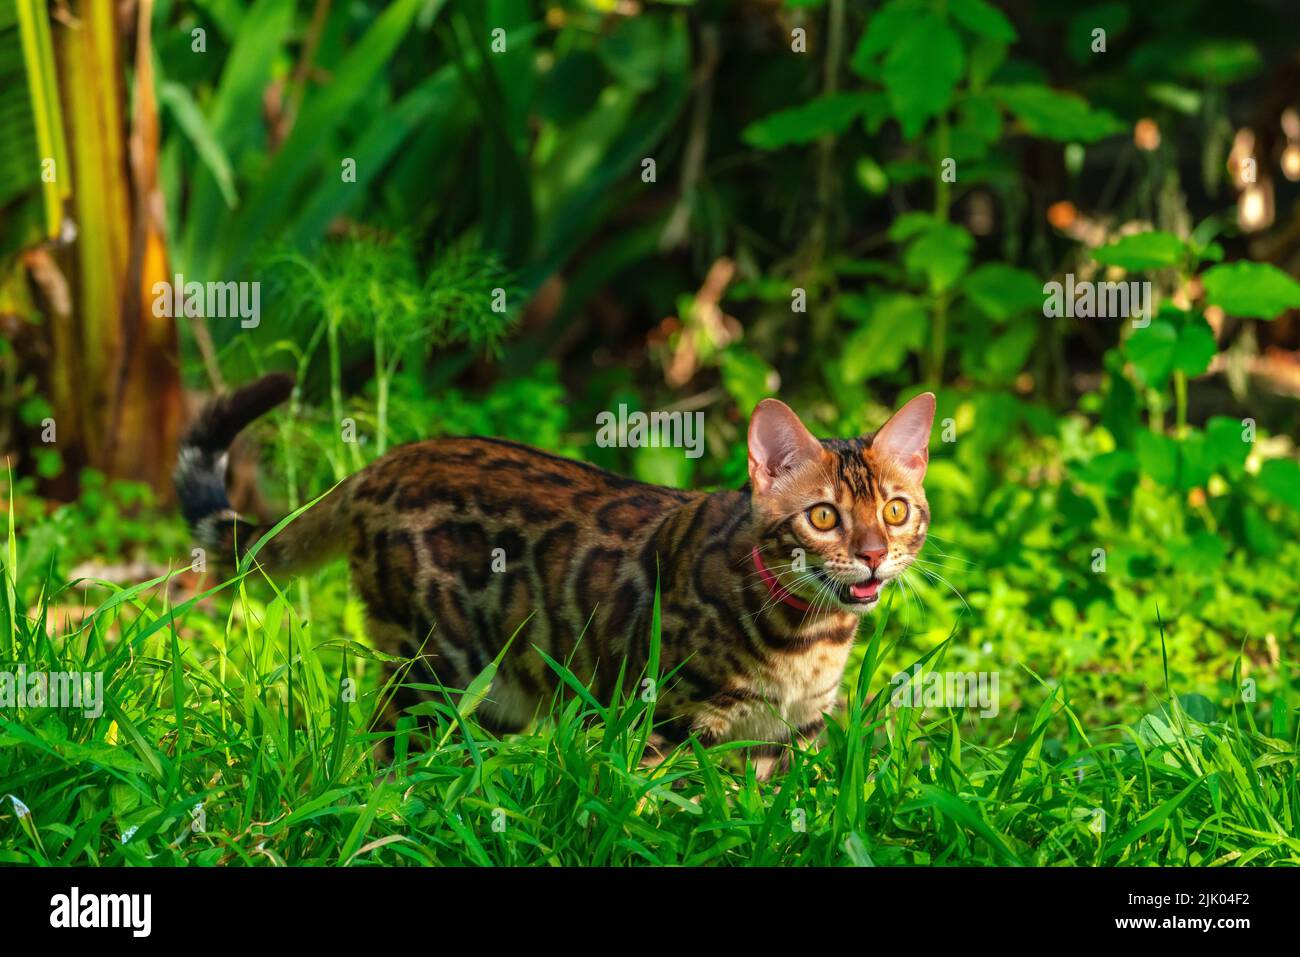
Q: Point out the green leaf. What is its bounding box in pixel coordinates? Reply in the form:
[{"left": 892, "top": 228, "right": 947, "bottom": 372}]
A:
[
  {"left": 1124, "top": 313, "right": 1216, "bottom": 388},
  {"left": 720, "top": 345, "right": 776, "bottom": 411},
  {"left": 598, "top": 15, "right": 669, "bottom": 92},
  {"left": 955, "top": 93, "right": 1003, "bottom": 145},
  {"left": 179, "top": 0, "right": 295, "bottom": 274},
  {"left": 949, "top": 0, "right": 1016, "bottom": 42},
  {"left": 839, "top": 292, "right": 927, "bottom": 383},
  {"left": 158, "top": 80, "right": 239, "bottom": 209},
  {"left": 1242, "top": 504, "right": 1280, "bottom": 554},
  {"left": 883, "top": 13, "right": 964, "bottom": 138},
  {"left": 903, "top": 221, "right": 973, "bottom": 293},
  {"left": 1203, "top": 415, "right": 1250, "bottom": 476},
  {"left": 1124, "top": 320, "right": 1177, "bottom": 389},
  {"left": 849, "top": 0, "right": 924, "bottom": 78},
  {"left": 1201, "top": 261, "right": 1300, "bottom": 319},
  {"left": 992, "top": 84, "right": 1124, "bottom": 143},
  {"left": 1178, "top": 431, "right": 1215, "bottom": 490},
  {"left": 962, "top": 263, "right": 1042, "bottom": 321},
  {"left": 1171, "top": 317, "right": 1216, "bottom": 377},
  {"left": 212, "top": 0, "right": 426, "bottom": 275},
  {"left": 1178, "top": 39, "right": 1263, "bottom": 84},
  {"left": 742, "top": 92, "right": 874, "bottom": 150},
  {"left": 855, "top": 156, "right": 889, "bottom": 195},
  {"left": 1184, "top": 532, "right": 1227, "bottom": 570},
  {"left": 1146, "top": 82, "right": 1201, "bottom": 116},
  {"left": 983, "top": 324, "right": 1037, "bottom": 379},
  {"left": 1092, "top": 231, "right": 1188, "bottom": 271},
  {"left": 887, "top": 211, "right": 937, "bottom": 243},
  {"left": 967, "top": 35, "right": 1008, "bottom": 89},
  {"left": 1135, "top": 430, "right": 1178, "bottom": 486},
  {"left": 1257, "top": 459, "right": 1300, "bottom": 510},
  {"left": 287, "top": 67, "right": 461, "bottom": 249}
]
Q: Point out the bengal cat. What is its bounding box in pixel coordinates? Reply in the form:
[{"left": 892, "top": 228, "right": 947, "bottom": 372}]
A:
[{"left": 175, "top": 373, "right": 935, "bottom": 775}]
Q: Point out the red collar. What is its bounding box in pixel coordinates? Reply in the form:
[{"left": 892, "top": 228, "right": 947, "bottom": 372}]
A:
[{"left": 751, "top": 546, "right": 811, "bottom": 612}]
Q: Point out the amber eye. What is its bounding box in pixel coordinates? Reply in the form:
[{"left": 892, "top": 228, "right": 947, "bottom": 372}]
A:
[
  {"left": 807, "top": 504, "right": 840, "bottom": 531},
  {"left": 883, "top": 498, "right": 909, "bottom": 526}
]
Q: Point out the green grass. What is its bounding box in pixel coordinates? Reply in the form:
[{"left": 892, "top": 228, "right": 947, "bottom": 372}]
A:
[{"left": 1, "top": 541, "right": 1297, "bottom": 867}]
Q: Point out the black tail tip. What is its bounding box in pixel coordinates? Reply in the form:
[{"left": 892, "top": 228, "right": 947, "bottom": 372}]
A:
[
  {"left": 183, "top": 372, "right": 296, "bottom": 454},
  {"left": 245, "top": 371, "right": 296, "bottom": 413}
]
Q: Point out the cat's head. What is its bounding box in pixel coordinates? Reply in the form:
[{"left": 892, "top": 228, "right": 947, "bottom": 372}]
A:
[{"left": 746, "top": 393, "right": 935, "bottom": 616}]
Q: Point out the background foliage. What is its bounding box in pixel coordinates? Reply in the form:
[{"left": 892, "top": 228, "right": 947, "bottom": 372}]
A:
[{"left": 1, "top": 0, "right": 1298, "bottom": 865}]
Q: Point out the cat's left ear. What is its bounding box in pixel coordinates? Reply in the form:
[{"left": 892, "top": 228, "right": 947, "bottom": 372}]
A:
[{"left": 871, "top": 392, "right": 935, "bottom": 481}]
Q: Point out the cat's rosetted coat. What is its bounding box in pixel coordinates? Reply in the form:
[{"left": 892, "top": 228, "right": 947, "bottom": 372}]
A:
[{"left": 177, "top": 374, "right": 934, "bottom": 770}]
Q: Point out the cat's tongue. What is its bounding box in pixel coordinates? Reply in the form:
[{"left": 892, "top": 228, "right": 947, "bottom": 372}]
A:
[{"left": 850, "top": 579, "right": 881, "bottom": 601}]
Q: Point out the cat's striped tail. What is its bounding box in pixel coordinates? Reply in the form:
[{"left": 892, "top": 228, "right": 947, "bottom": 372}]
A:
[{"left": 175, "top": 373, "right": 345, "bottom": 575}]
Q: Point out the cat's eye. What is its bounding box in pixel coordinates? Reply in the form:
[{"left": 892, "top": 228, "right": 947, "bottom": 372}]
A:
[
  {"left": 883, "top": 498, "right": 909, "bottom": 526},
  {"left": 807, "top": 504, "right": 839, "bottom": 531}
]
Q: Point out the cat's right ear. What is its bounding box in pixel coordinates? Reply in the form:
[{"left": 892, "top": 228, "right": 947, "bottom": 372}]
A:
[{"left": 748, "top": 399, "right": 824, "bottom": 495}]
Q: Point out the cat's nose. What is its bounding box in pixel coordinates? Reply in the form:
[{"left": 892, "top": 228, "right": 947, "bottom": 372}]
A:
[{"left": 858, "top": 547, "right": 887, "bottom": 570}]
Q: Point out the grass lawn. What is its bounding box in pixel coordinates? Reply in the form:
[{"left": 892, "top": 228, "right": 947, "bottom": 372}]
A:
[{"left": 3, "top": 505, "right": 1297, "bottom": 867}]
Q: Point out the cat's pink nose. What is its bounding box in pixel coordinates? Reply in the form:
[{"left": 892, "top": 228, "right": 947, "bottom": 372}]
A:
[{"left": 858, "top": 547, "right": 887, "bottom": 569}]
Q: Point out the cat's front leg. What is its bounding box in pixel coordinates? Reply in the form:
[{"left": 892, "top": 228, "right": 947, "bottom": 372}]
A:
[{"left": 749, "top": 716, "right": 826, "bottom": 780}]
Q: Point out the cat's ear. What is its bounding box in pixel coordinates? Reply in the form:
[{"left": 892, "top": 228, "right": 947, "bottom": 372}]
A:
[
  {"left": 871, "top": 392, "right": 935, "bottom": 480},
  {"left": 748, "top": 399, "right": 824, "bottom": 495}
]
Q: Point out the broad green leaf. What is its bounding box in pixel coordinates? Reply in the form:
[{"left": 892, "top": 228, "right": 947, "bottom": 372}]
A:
[
  {"left": 962, "top": 263, "right": 1043, "bottom": 321},
  {"left": 839, "top": 292, "right": 927, "bottom": 383},
  {"left": 1203, "top": 415, "right": 1250, "bottom": 475},
  {"left": 1184, "top": 532, "right": 1227, "bottom": 569},
  {"left": 1257, "top": 458, "right": 1300, "bottom": 509},
  {"left": 1201, "top": 261, "right": 1300, "bottom": 319},
  {"left": 849, "top": 0, "right": 924, "bottom": 77},
  {"left": 598, "top": 14, "right": 669, "bottom": 92},
  {"left": 720, "top": 345, "right": 776, "bottom": 411},
  {"left": 988, "top": 324, "right": 1037, "bottom": 379},
  {"left": 967, "top": 35, "right": 1008, "bottom": 89},
  {"left": 949, "top": 0, "right": 1016, "bottom": 42},
  {"left": 903, "top": 221, "right": 973, "bottom": 293},
  {"left": 1171, "top": 316, "right": 1216, "bottom": 377},
  {"left": 955, "top": 93, "right": 1003, "bottom": 145},
  {"left": 742, "top": 92, "right": 874, "bottom": 150},
  {"left": 1178, "top": 39, "right": 1263, "bottom": 84},
  {"left": 1178, "top": 431, "right": 1215, "bottom": 490},
  {"left": 1092, "top": 231, "right": 1187, "bottom": 271},
  {"left": 883, "top": 14, "right": 964, "bottom": 138},
  {"left": 1136, "top": 430, "right": 1178, "bottom": 486},
  {"left": 1242, "top": 503, "right": 1280, "bottom": 554},
  {"left": 1124, "top": 320, "right": 1177, "bottom": 389},
  {"left": 993, "top": 83, "right": 1124, "bottom": 143},
  {"left": 1129, "top": 38, "right": 1260, "bottom": 88},
  {"left": 887, "top": 211, "right": 937, "bottom": 243}
]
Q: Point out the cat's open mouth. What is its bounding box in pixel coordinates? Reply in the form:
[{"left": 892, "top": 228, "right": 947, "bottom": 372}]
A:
[
  {"left": 842, "top": 578, "right": 881, "bottom": 603},
  {"left": 812, "top": 567, "right": 882, "bottom": 605}
]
